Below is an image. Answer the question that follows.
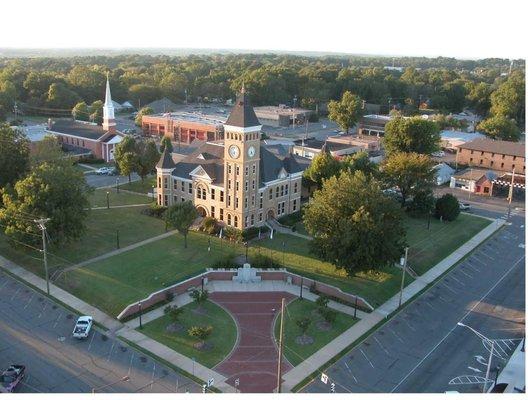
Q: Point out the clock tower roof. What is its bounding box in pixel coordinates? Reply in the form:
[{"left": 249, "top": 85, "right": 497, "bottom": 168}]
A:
[{"left": 225, "top": 88, "right": 261, "bottom": 128}]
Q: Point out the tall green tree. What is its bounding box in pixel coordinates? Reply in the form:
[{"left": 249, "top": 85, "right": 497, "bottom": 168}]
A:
[
  {"left": 160, "top": 136, "right": 173, "bottom": 153},
  {"left": 165, "top": 201, "right": 198, "bottom": 248},
  {"left": 328, "top": 91, "right": 364, "bottom": 134},
  {"left": 302, "top": 150, "right": 341, "bottom": 191},
  {"left": 382, "top": 152, "right": 435, "bottom": 207},
  {"left": 114, "top": 136, "right": 138, "bottom": 182},
  {"left": 303, "top": 170, "right": 406, "bottom": 274},
  {"left": 30, "top": 135, "right": 65, "bottom": 167},
  {"left": 489, "top": 70, "right": 525, "bottom": 125},
  {"left": 0, "top": 123, "right": 29, "bottom": 189},
  {"left": 0, "top": 162, "right": 91, "bottom": 245},
  {"left": 384, "top": 116, "right": 440, "bottom": 156},
  {"left": 136, "top": 140, "right": 160, "bottom": 181},
  {"left": 341, "top": 151, "right": 379, "bottom": 179},
  {"left": 135, "top": 106, "right": 154, "bottom": 127},
  {"left": 90, "top": 100, "right": 104, "bottom": 125},
  {"left": 46, "top": 82, "right": 79, "bottom": 108},
  {"left": 477, "top": 115, "right": 521, "bottom": 141},
  {"left": 72, "top": 101, "right": 90, "bottom": 121}
]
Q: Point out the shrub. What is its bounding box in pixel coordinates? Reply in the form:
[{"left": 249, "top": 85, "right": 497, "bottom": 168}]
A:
[
  {"left": 250, "top": 253, "right": 282, "bottom": 269},
  {"left": 315, "top": 295, "right": 329, "bottom": 310},
  {"left": 295, "top": 317, "right": 312, "bottom": 334},
  {"left": 407, "top": 189, "right": 435, "bottom": 217},
  {"left": 78, "top": 155, "right": 106, "bottom": 164},
  {"left": 200, "top": 216, "right": 219, "bottom": 235},
  {"left": 277, "top": 211, "right": 302, "bottom": 227},
  {"left": 188, "top": 325, "right": 213, "bottom": 342},
  {"left": 141, "top": 203, "right": 167, "bottom": 218},
  {"left": 435, "top": 193, "right": 460, "bottom": 221},
  {"left": 164, "top": 305, "right": 173, "bottom": 315},
  {"left": 241, "top": 225, "right": 270, "bottom": 241},
  {"left": 320, "top": 308, "right": 337, "bottom": 324},
  {"left": 165, "top": 291, "right": 174, "bottom": 302},
  {"left": 224, "top": 226, "right": 242, "bottom": 243},
  {"left": 209, "top": 253, "right": 236, "bottom": 268},
  {"left": 190, "top": 289, "right": 209, "bottom": 304}
]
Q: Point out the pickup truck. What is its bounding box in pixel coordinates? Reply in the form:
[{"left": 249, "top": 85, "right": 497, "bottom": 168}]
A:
[
  {"left": 72, "top": 316, "right": 93, "bottom": 339},
  {"left": 0, "top": 365, "right": 25, "bottom": 393}
]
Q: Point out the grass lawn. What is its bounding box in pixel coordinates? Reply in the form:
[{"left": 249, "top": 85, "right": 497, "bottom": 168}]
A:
[
  {"left": 118, "top": 176, "right": 156, "bottom": 194},
  {"left": 139, "top": 300, "right": 237, "bottom": 368},
  {"left": 0, "top": 206, "right": 166, "bottom": 279},
  {"left": 89, "top": 188, "right": 152, "bottom": 207},
  {"left": 61, "top": 232, "right": 242, "bottom": 316},
  {"left": 74, "top": 164, "right": 93, "bottom": 173},
  {"left": 274, "top": 299, "right": 357, "bottom": 366}
]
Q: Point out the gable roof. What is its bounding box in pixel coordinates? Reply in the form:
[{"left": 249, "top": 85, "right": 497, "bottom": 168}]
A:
[
  {"left": 157, "top": 148, "right": 175, "bottom": 169},
  {"left": 225, "top": 89, "right": 261, "bottom": 128},
  {"left": 145, "top": 98, "right": 178, "bottom": 114},
  {"left": 458, "top": 138, "right": 525, "bottom": 158},
  {"left": 259, "top": 145, "right": 310, "bottom": 184},
  {"left": 48, "top": 119, "right": 107, "bottom": 140}
]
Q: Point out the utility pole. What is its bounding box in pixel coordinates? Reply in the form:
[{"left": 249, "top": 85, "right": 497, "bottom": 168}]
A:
[
  {"left": 34, "top": 218, "right": 51, "bottom": 295},
  {"left": 398, "top": 247, "right": 409, "bottom": 308},
  {"left": 276, "top": 298, "right": 286, "bottom": 393},
  {"left": 507, "top": 167, "right": 516, "bottom": 219}
]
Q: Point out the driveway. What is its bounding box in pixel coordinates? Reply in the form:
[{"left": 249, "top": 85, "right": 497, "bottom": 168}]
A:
[
  {"left": 0, "top": 271, "right": 200, "bottom": 393},
  {"left": 302, "top": 208, "right": 525, "bottom": 393},
  {"left": 85, "top": 172, "right": 140, "bottom": 189}
]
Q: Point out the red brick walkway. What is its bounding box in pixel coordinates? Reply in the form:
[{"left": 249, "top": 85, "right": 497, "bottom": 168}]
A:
[{"left": 211, "top": 291, "right": 295, "bottom": 393}]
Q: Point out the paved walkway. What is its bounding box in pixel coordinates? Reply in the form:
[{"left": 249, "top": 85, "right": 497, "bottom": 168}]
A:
[
  {"left": 266, "top": 220, "right": 312, "bottom": 240},
  {"left": 88, "top": 203, "right": 150, "bottom": 210},
  {"left": 280, "top": 217, "right": 506, "bottom": 392}
]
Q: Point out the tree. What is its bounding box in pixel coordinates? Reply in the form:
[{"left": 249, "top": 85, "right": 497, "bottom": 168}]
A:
[
  {"left": 0, "top": 162, "right": 90, "bottom": 245},
  {"left": 135, "top": 106, "right": 154, "bottom": 127},
  {"left": 320, "top": 308, "right": 337, "bottom": 324},
  {"left": 160, "top": 136, "right": 173, "bottom": 153},
  {"left": 0, "top": 123, "right": 29, "bottom": 188},
  {"left": 341, "top": 151, "right": 379, "bottom": 179},
  {"left": 303, "top": 170, "right": 406, "bottom": 274},
  {"left": 90, "top": 100, "right": 104, "bottom": 125},
  {"left": 466, "top": 82, "right": 492, "bottom": 117},
  {"left": 46, "top": 82, "right": 79, "bottom": 108},
  {"left": 407, "top": 189, "right": 435, "bottom": 217},
  {"left": 164, "top": 305, "right": 183, "bottom": 323},
  {"left": 188, "top": 325, "right": 213, "bottom": 347},
  {"left": 30, "top": 135, "right": 65, "bottom": 167},
  {"left": 72, "top": 101, "right": 90, "bottom": 121},
  {"left": 114, "top": 136, "right": 137, "bottom": 182},
  {"left": 136, "top": 140, "right": 159, "bottom": 181},
  {"left": 295, "top": 317, "right": 312, "bottom": 336},
  {"left": 165, "top": 201, "right": 198, "bottom": 248},
  {"left": 190, "top": 289, "right": 209, "bottom": 305},
  {"left": 315, "top": 295, "right": 329, "bottom": 310},
  {"left": 302, "top": 151, "right": 341, "bottom": 191},
  {"left": 327, "top": 91, "right": 364, "bottom": 133},
  {"left": 435, "top": 194, "right": 460, "bottom": 221},
  {"left": 384, "top": 117, "right": 440, "bottom": 155},
  {"left": 477, "top": 115, "right": 521, "bottom": 141},
  {"left": 382, "top": 152, "right": 435, "bottom": 207},
  {"left": 489, "top": 70, "right": 525, "bottom": 125}
]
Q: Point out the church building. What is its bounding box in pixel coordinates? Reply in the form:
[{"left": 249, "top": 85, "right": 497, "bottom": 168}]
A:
[{"left": 156, "top": 88, "right": 310, "bottom": 229}]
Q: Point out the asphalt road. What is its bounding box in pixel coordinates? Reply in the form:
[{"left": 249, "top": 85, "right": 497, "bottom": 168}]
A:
[
  {"left": 84, "top": 172, "right": 141, "bottom": 189},
  {"left": 0, "top": 272, "right": 200, "bottom": 393},
  {"left": 303, "top": 207, "right": 525, "bottom": 394}
]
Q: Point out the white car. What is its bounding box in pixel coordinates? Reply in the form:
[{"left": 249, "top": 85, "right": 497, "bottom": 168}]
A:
[
  {"left": 72, "top": 316, "right": 93, "bottom": 339},
  {"left": 95, "top": 167, "right": 111, "bottom": 175},
  {"left": 459, "top": 202, "right": 471, "bottom": 211},
  {"left": 431, "top": 151, "right": 446, "bottom": 157}
]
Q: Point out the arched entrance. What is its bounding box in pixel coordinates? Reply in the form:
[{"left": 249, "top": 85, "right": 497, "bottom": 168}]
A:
[
  {"left": 266, "top": 209, "right": 275, "bottom": 220},
  {"left": 196, "top": 206, "right": 207, "bottom": 217}
]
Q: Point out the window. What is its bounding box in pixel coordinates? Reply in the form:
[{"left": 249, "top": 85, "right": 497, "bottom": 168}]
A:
[
  {"left": 174, "top": 179, "right": 177, "bottom": 187},
  {"left": 220, "top": 208, "right": 224, "bottom": 221},
  {"left": 227, "top": 214, "right": 231, "bottom": 225},
  {"left": 197, "top": 187, "right": 201, "bottom": 199},
  {"left": 227, "top": 195, "right": 231, "bottom": 207},
  {"left": 285, "top": 184, "right": 288, "bottom": 195},
  {"left": 220, "top": 191, "right": 224, "bottom": 202},
  {"left": 294, "top": 182, "right": 298, "bottom": 193},
  {"left": 245, "top": 167, "right": 248, "bottom": 176},
  {"left": 174, "top": 195, "right": 178, "bottom": 203},
  {"left": 501, "top": 162, "right": 504, "bottom": 168},
  {"left": 252, "top": 165, "right": 256, "bottom": 174},
  {"left": 513, "top": 156, "right": 517, "bottom": 161},
  {"left": 484, "top": 187, "right": 490, "bottom": 194},
  {"left": 269, "top": 188, "right": 273, "bottom": 200},
  {"left": 293, "top": 199, "right": 297, "bottom": 211},
  {"left": 228, "top": 164, "right": 232, "bottom": 174},
  {"left": 181, "top": 181, "right": 184, "bottom": 191},
  {"left": 164, "top": 195, "right": 168, "bottom": 206},
  {"left": 479, "top": 159, "right": 483, "bottom": 165},
  {"left": 481, "top": 151, "right": 484, "bottom": 156},
  {"left": 490, "top": 161, "right": 494, "bottom": 167},
  {"left": 228, "top": 180, "right": 231, "bottom": 189},
  {"left": 211, "top": 188, "right": 215, "bottom": 200},
  {"left": 236, "top": 165, "right": 240, "bottom": 176},
  {"left": 251, "top": 214, "right": 254, "bottom": 226},
  {"left": 280, "top": 185, "right": 284, "bottom": 196},
  {"left": 244, "top": 197, "right": 248, "bottom": 209},
  {"left": 245, "top": 181, "right": 248, "bottom": 191},
  {"left": 251, "top": 195, "right": 255, "bottom": 206},
  {"left": 252, "top": 180, "right": 255, "bottom": 190},
  {"left": 259, "top": 192, "right": 263, "bottom": 209},
  {"left": 188, "top": 183, "right": 192, "bottom": 194},
  {"left": 502, "top": 154, "right": 505, "bottom": 159},
  {"left": 512, "top": 164, "right": 515, "bottom": 170},
  {"left": 234, "top": 216, "right": 238, "bottom": 228},
  {"left": 244, "top": 216, "right": 248, "bottom": 228},
  {"left": 211, "top": 206, "right": 215, "bottom": 218},
  {"left": 158, "top": 177, "right": 161, "bottom": 188},
  {"left": 235, "top": 197, "right": 239, "bottom": 209},
  {"left": 181, "top": 197, "right": 185, "bottom": 202},
  {"left": 276, "top": 187, "right": 279, "bottom": 197},
  {"left": 202, "top": 188, "right": 206, "bottom": 200},
  {"left": 158, "top": 194, "right": 162, "bottom": 204},
  {"left": 164, "top": 178, "right": 168, "bottom": 189},
  {"left": 236, "top": 181, "right": 239, "bottom": 191},
  {"left": 470, "top": 158, "right": 473, "bottom": 163},
  {"left": 259, "top": 212, "right": 263, "bottom": 222}
]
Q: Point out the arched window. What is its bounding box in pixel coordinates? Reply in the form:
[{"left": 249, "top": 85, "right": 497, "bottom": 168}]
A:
[
  {"left": 227, "top": 214, "right": 231, "bottom": 226},
  {"left": 234, "top": 216, "right": 238, "bottom": 228}
]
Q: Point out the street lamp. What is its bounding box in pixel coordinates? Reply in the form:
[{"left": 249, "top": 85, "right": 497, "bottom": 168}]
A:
[
  {"left": 92, "top": 376, "right": 130, "bottom": 393},
  {"left": 116, "top": 177, "right": 120, "bottom": 194},
  {"left": 457, "top": 322, "right": 495, "bottom": 393},
  {"left": 138, "top": 301, "right": 143, "bottom": 329},
  {"left": 244, "top": 241, "right": 248, "bottom": 262},
  {"left": 106, "top": 191, "right": 110, "bottom": 209},
  {"left": 398, "top": 247, "right": 409, "bottom": 308}
]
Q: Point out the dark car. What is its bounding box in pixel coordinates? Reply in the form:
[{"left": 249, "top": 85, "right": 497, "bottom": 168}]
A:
[{"left": 0, "top": 365, "right": 26, "bottom": 393}]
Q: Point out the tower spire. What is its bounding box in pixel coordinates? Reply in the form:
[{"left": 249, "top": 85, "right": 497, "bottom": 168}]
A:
[{"left": 103, "top": 73, "right": 116, "bottom": 132}]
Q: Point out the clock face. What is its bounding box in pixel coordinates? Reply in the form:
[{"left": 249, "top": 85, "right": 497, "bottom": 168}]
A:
[
  {"left": 248, "top": 146, "right": 256, "bottom": 158},
  {"left": 229, "top": 145, "right": 240, "bottom": 159}
]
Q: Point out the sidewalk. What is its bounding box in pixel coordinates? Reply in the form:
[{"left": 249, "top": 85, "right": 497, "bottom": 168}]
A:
[
  {"left": 281, "top": 217, "right": 506, "bottom": 392},
  {"left": 266, "top": 220, "right": 312, "bottom": 240},
  {"left": 88, "top": 203, "right": 150, "bottom": 210},
  {"left": 0, "top": 254, "right": 122, "bottom": 332}
]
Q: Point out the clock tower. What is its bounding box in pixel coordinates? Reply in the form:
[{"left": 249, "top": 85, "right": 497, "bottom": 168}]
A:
[{"left": 223, "top": 86, "right": 262, "bottom": 229}]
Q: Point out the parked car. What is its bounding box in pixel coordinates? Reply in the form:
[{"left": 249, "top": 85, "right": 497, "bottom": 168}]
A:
[
  {"left": 0, "top": 365, "right": 25, "bottom": 393},
  {"left": 431, "top": 151, "right": 446, "bottom": 157},
  {"left": 95, "top": 167, "right": 111, "bottom": 175},
  {"left": 459, "top": 202, "right": 471, "bottom": 211},
  {"left": 72, "top": 316, "right": 93, "bottom": 339},
  {"left": 106, "top": 167, "right": 118, "bottom": 176}
]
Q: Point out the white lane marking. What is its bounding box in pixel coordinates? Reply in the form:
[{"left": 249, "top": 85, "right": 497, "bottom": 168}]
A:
[
  {"left": 389, "top": 329, "right": 405, "bottom": 343},
  {"left": 449, "top": 275, "right": 466, "bottom": 286},
  {"left": 374, "top": 336, "right": 390, "bottom": 355},
  {"left": 425, "top": 302, "right": 437, "bottom": 311},
  {"left": 38, "top": 302, "right": 48, "bottom": 318},
  {"left": 53, "top": 312, "right": 62, "bottom": 329},
  {"left": 88, "top": 331, "right": 96, "bottom": 351},
  {"left": 404, "top": 319, "right": 416, "bottom": 332},
  {"left": 0, "top": 280, "right": 9, "bottom": 291},
  {"left": 468, "top": 366, "right": 482, "bottom": 373},
  {"left": 458, "top": 268, "right": 473, "bottom": 278},
  {"left": 466, "top": 263, "right": 480, "bottom": 273},
  {"left": 127, "top": 353, "right": 134, "bottom": 376},
  {"left": 501, "top": 340, "right": 511, "bottom": 350},
  {"left": 150, "top": 363, "right": 156, "bottom": 390},
  {"left": 441, "top": 281, "right": 458, "bottom": 294},
  {"left": 23, "top": 293, "right": 35, "bottom": 310},
  {"left": 344, "top": 361, "right": 358, "bottom": 383},
  {"left": 475, "top": 355, "right": 487, "bottom": 366},
  {"left": 390, "top": 254, "right": 525, "bottom": 393},
  {"left": 360, "top": 349, "right": 374, "bottom": 369},
  {"left": 106, "top": 341, "right": 115, "bottom": 362},
  {"left": 10, "top": 286, "right": 21, "bottom": 301},
  {"left": 480, "top": 252, "right": 495, "bottom": 261}
]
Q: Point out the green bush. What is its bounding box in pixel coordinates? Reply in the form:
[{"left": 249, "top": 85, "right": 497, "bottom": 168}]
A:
[
  {"left": 407, "top": 189, "right": 435, "bottom": 217},
  {"left": 277, "top": 211, "right": 302, "bottom": 227},
  {"left": 315, "top": 295, "right": 329, "bottom": 310},
  {"left": 250, "top": 253, "right": 282, "bottom": 269},
  {"left": 209, "top": 253, "right": 237, "bottom": 268},
  {"left": 224, "top": 226, "right": 242, "bottom": 242},
  {"left": 241, "top": 225, "right": 270, "bottom": 241},
  {"left": 320, "top": 308, "right": 337, "bottom": 324},
  {"left": 200, "top": 216, "right": 219, "bottom": 235},
  {"left": 141, "top": 203, "right": 167, "bottom": 218},
  {"left": 435, "top": 193, "right": 460, "bottom": 221}
]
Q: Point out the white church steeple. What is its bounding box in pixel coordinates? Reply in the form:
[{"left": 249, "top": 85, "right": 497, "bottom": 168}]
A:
[{"left": 103, "top": 73, "right": 116, "bottom": 132}]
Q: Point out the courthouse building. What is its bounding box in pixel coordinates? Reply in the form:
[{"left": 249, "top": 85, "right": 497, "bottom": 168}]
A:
[{"left": 156, "top": 88, "right": 310, "bottom": 229}]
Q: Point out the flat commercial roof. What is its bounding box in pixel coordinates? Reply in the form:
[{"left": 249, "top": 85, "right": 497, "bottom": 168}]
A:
[
  {"left": 254, "top": 106, "right": 311, "bottom": 118},
  {"left": 458, "top": 138, "right": 525, "bottom": 158},
  {"left": 148, "top": 111, "right": 227, "bottom": 126}
]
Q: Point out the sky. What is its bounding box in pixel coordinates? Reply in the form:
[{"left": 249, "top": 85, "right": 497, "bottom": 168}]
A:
[{"left": 0, "top": 0, "right": 526, "bottom": 59}]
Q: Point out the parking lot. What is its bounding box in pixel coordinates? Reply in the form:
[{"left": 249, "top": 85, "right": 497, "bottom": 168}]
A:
[
  {"left": 303, "top": 210, "right": 525, "bottom": 393},
  {"left": 84, "top": 172, "right": 141, "bottom": 189},
  {"left": 0, "top": 271, "right": 200, "bottom": 393}
]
